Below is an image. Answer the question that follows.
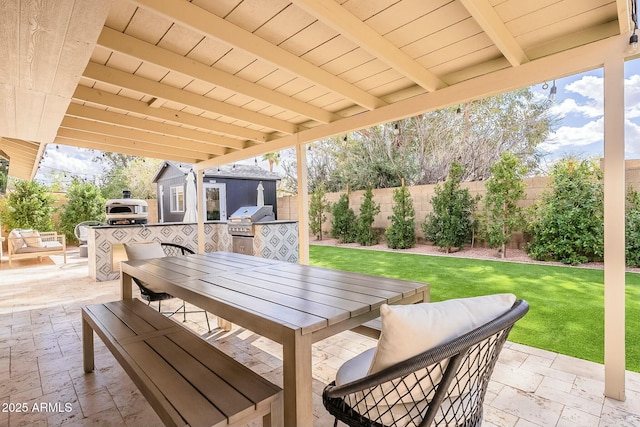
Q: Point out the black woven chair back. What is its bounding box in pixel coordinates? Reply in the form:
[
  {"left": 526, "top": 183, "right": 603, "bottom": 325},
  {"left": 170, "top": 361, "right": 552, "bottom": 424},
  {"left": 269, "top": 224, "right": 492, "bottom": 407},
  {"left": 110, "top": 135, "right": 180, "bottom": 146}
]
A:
[
  {"left": 133, "top": 243, "right": 194, "bottom": 302},
  {"left": 323, "top": 300, "right": 529, "bottom": 427}
]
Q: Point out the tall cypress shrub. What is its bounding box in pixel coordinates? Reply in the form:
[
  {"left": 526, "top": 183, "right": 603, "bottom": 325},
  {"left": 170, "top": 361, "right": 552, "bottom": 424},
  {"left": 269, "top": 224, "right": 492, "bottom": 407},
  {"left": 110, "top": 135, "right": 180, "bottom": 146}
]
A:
[
  {"left": 422, "top": 163, "right": 476, "bottom": 253},
  {"left": 356, "top": 187, "right": 380, "bottom": 246},
  {"left": 385, "top": 183, "right": 415, "bottom": 249},
  {"left": 331, "top": 193, "right": 357, "bottom": 243}
]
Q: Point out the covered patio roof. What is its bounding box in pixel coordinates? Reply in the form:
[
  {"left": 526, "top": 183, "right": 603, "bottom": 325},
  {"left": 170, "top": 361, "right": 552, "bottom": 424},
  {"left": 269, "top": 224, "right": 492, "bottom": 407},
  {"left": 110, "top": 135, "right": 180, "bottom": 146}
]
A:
[
  {"left": 0, "top": 0, "right": 634, "bottom": 404},
  {"left": 0, "top": 0, "right": 635, "bottom": 179}
]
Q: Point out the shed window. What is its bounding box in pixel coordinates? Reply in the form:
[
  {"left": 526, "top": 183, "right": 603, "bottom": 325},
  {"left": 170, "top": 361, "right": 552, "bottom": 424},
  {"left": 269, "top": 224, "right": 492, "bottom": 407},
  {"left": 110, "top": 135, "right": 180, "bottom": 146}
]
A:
[{"left": 170, "top": 185, "right": 185, "bottom": 212}]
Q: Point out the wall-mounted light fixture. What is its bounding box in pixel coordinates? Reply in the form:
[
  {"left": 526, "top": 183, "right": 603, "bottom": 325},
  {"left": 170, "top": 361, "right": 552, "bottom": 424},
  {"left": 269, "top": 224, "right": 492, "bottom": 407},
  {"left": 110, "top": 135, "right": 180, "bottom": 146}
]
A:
[
  {"left": 629, "top": 0, "right": 639, "bottom": 53},
  {"left": 549, "top": 80, "right": 557, "bottom": 102}
]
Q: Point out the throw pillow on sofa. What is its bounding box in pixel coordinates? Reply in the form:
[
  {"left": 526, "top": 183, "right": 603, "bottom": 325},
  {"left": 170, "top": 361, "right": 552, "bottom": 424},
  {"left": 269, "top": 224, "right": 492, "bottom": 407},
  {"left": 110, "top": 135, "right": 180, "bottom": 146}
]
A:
[
  {"left": 20, "top": 230, "right": 44, "bottom": 248},
  {"left": 9, "top": 230, "right": 25, "bottom": 249}
]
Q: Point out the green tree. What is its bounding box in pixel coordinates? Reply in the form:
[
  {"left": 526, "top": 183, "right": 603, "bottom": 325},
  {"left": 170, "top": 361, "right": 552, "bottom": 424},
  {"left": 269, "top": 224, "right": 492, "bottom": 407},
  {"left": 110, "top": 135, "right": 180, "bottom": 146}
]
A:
[
  {"left": 100, "top": 157, "right": 161, "bottom": 199},
  {"left": 262, "top": 152, "right": 280, "bottom": 173},
  {"left": 0, "top": 180, "right": 55, "bottom": 231},
  {"left": 309, "top": 185, "right": 330, "bottom": 240},
  {"left": 287, "top": 88, "right": 554, "bottom": 192},
  {"left": 0, "top": 159, "right": 8, "bottom": 195},
  {"left": 331, "top": 193, "right": 357, "bottom": 243},
  {"left": 386, "top": 183, "right": 416, "bottom": 249},
  {"left": 58, "top": 179, "right": 106, "bottom": 244},
  {"left": 355, "top": 187, "right": 381, "bottom": 246},
  {"left": 483, "top": 152, "right": 527, "bottom": 258},
  {"left": 626, "top": 186, "right": 640, "bottom": 267},
  {"left": 526, "top": 158, "right": 603, "bottom": 265},
  {"left": 423, "top": 163, "right": 477, "bottom": 253}
]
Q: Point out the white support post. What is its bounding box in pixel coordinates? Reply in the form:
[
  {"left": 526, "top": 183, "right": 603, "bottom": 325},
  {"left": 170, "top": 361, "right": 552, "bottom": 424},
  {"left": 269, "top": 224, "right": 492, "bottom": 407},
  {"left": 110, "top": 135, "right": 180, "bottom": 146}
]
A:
[
  {"left": 196, "top": 168, "right": 205, "bottom": 254},
  {"left": 296, "top": 143, "right": 310, "bottom": 265},
  {"left": 603, "top": 57, "right": 626, "bottom": 401}
]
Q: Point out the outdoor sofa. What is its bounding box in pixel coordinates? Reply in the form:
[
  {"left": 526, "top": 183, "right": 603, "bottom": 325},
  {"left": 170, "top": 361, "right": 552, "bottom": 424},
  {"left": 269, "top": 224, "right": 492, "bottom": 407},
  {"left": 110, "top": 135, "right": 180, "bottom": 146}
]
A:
[{"left": 7, "top": 229, "right": 66, "bottom": 267}]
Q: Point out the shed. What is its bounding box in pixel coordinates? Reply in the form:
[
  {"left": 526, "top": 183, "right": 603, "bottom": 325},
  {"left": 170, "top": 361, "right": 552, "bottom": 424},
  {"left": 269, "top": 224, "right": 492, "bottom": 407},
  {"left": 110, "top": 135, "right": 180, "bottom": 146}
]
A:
[{"left": 152, "top": 161, "right": 280, "bottom": 223}]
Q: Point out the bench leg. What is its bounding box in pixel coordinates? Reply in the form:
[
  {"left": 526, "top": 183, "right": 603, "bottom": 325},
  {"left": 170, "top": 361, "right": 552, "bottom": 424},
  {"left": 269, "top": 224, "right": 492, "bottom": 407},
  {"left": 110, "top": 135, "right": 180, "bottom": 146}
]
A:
[
  {"left": 82, "top": 316, "right": 95, "bottom": 373},
  {"left": 263, "top": 393, "right": 283, "bottom": 427}
]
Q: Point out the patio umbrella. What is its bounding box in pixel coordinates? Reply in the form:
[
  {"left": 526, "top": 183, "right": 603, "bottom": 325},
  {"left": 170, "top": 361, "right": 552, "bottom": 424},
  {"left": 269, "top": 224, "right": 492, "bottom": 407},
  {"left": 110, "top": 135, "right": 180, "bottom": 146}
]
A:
[
  {"left": 183, "top": 170, "right": 197, "bottom": 223},
  {"left": 257, "top": 181, "right": 264, "bottom": 207}
]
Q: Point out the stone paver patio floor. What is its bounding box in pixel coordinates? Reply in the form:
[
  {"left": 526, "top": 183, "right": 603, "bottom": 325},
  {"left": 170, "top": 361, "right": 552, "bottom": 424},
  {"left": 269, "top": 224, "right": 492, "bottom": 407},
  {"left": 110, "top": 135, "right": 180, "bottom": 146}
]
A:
[{"left": 1, "top": 251, "right": 639, "bottom": 426}]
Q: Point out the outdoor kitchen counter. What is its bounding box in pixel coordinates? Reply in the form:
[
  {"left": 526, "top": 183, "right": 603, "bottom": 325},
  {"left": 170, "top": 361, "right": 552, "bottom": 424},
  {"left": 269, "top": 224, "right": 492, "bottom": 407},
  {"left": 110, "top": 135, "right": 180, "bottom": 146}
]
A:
[{"left": 87, "top": 221, "right": 298, "bottom": 281}]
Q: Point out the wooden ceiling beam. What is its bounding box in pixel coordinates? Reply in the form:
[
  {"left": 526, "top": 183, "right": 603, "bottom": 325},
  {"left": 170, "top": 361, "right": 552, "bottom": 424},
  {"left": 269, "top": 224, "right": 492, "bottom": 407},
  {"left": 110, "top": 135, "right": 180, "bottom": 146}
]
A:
[
  {"left": 194, "top": 35, "right": 625, "bottom": 170},
  {"left": 72, "top": 86, "right": 268, "bottom": 143},
  {"left": 54, "top": 136, "right": 199, "bottom": 164},
  {"left": 83, "top": 62, "right": 300, "bottom": 134},
  {"left": 616, "top": 0, "right": 632, "bottom": 35},
  {"left": 97, "top": 27, "right": 339, "bottom": 124},
  {"left": 130, "top": 0, "right": 386, "bottom": 110},
  {"left": 66, "top": 103, "right": 245, "bottom": 151},
  {"left": 59, "top": 116, "right": 224, "bottom": 158},
  {"left": 459, "top": 0, "right": 529, "bottom": 66},
  {"left": 291, "top": 0, "right": 447, "bottom": 91},
  {"left": 56, "top": 128, "right": 211, "bottom": 162}
]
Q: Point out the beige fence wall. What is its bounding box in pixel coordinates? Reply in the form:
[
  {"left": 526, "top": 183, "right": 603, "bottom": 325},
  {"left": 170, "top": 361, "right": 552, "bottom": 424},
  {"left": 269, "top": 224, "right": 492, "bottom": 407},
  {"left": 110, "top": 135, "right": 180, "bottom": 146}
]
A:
[{"left": 277, "top": 160, "right": 640, "bottom": 241}]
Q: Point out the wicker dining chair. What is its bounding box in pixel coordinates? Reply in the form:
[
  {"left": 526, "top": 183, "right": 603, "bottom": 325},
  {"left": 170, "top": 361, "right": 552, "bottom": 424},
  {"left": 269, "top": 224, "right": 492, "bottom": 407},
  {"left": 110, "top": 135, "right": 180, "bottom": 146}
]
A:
[
  {"left": 323, "top": 300, "right": 529, "bottom": 427},
  {"left": 124, "top": 242, "right": 211, "bottom": 332}
]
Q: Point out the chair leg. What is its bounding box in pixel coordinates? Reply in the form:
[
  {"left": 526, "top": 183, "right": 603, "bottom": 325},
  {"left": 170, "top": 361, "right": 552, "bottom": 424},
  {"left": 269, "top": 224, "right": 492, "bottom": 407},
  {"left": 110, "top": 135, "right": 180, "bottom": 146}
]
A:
[
  {"left": 158, "top": 300, "right": 161, "bottom": 312},
  {"left": 183, "top": 302, "right": 187, "bottom": 322},
  {"left": 205, "top": 311, "right": 211, "bottom": 333}
]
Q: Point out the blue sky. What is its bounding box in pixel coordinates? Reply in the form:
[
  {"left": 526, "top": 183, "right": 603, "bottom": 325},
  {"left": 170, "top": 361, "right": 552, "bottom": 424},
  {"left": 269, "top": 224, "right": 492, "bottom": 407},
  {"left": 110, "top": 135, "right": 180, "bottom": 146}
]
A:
[
  {"left": 35, "top": 59, "right": 640, "bottom": 186},
  {"left": 533, "top": 58, "right": 640, "bottom": 166}
]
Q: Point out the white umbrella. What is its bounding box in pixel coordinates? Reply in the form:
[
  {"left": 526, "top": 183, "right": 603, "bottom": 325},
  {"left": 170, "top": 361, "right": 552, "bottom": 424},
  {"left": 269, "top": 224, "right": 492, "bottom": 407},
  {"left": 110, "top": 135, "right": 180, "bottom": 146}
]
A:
[
  {"left": 183, "top": 170, "right": 197, "bottom": 222},
  {"left": 257, "top": 181, "right": 264, "bottom": 207}
]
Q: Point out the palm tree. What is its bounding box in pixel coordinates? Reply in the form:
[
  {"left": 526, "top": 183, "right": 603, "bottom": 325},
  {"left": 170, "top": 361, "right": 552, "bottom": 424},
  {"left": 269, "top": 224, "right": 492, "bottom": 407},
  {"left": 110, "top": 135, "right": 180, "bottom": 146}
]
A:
[{"left": 262, "top": 152, "right": 280, "bottom": 172}]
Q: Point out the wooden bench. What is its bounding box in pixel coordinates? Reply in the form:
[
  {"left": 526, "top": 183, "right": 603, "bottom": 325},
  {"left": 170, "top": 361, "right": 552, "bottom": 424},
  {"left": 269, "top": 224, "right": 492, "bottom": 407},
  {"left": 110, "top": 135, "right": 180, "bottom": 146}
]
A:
[
  {"left": 82, "top": 299, "right": 282, "bottom": 427},
  {"left": 351, "top": 318, "right": 382, "bottom": 339}
]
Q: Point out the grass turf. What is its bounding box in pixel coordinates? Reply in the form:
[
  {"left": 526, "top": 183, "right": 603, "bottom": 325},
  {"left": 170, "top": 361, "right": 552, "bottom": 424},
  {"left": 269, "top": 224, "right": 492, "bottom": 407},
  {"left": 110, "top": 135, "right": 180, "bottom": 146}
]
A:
[{"left": 309, "top": 245, "right": 640, "bottom": 372}]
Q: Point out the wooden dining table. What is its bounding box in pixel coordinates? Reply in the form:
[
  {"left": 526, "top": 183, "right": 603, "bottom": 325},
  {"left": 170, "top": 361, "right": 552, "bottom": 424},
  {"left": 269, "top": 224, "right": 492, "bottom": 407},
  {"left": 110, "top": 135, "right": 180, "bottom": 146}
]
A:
[{"left": 120, "top": 251, "right": 429, "bottom": 427}]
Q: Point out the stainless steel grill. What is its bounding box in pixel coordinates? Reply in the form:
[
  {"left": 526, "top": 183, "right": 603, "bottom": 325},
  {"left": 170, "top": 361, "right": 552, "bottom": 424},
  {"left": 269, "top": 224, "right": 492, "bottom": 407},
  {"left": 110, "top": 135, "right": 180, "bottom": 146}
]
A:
[
  {"left": 227, "top": 206, "right": 275, "bottom": 237},
  {"left": 228, "top": 206, "right": 275, "bottom": 256}
]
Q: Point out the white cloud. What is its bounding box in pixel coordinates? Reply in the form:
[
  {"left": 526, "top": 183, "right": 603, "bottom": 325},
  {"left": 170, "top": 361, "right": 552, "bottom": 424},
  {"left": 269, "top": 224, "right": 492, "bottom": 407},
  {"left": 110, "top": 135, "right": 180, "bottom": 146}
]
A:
[
  {"left": 550, "top": 97, "right": 602, "bottom": 119},
  {"left": 541, "top": 117, "right": 604, "bottom": 153},
  {"left": 625, "top": 118, "right": 640, "bottom": 158},
  {"left": 36, "top": 145, "right": 104, "bottom": 185}
]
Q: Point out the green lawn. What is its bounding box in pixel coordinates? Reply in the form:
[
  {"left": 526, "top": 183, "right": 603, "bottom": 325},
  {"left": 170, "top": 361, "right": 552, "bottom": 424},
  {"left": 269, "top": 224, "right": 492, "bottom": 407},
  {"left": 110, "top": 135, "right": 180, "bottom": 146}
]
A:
[{"left": 310, "top": 245, "right": 640, "bottom": 372}]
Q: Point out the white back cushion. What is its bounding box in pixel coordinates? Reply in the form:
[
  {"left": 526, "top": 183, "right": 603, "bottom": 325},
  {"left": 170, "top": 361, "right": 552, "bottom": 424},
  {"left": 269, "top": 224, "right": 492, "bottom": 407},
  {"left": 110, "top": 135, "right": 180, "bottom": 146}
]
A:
[
  {"left": 124, "top": 242, "right": 166, "bottom": 260},
  {"left": 368, "top": 293, "right": 516, "bottom": 374}
]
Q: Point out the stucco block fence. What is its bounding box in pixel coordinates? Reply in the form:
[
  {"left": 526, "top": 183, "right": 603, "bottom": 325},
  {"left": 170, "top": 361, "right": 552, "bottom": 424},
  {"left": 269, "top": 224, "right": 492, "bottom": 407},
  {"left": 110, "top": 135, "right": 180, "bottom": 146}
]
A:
[{"left": 276, "top": 160, "right": 640, "bottom": 247}]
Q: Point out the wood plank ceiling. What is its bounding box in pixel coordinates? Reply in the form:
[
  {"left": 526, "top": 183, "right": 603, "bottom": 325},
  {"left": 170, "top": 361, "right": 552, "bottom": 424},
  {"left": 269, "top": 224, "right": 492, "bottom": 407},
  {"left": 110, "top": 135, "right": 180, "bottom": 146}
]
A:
[{"left": 0, "top": 0, "right": 633, "bottom": 180}]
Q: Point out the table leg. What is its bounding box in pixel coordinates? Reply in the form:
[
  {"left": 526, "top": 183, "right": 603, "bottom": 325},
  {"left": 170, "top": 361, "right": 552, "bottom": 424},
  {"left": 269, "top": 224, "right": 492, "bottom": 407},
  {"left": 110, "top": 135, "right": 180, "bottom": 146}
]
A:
[
  {"left": 282, "top": 331, "right": 313, "bottom": 427},
  {"left": 82, "top": 316, "right": 94, "bottom": 373},
  {"left": 121, "top": 271, "right": 132, "bottom": 300}
]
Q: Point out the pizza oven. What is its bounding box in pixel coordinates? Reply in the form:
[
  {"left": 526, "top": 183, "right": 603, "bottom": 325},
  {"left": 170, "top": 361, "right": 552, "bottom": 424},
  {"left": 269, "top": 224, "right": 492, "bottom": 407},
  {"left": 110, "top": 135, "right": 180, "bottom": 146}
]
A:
[{"left": 105, "top": 190, "right": 149, "bottom": 225}]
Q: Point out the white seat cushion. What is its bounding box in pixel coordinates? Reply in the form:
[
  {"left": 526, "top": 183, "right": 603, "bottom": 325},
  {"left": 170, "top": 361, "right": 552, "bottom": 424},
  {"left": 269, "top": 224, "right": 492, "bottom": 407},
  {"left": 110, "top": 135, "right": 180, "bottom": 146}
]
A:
[{"left": 335, "top": 347, "right": 376, "bottom": 386}]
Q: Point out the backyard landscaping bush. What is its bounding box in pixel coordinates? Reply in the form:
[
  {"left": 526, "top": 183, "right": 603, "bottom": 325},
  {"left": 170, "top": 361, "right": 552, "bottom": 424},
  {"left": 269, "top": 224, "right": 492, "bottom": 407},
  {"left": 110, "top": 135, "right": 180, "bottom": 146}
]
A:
[
  {"left": 526, "top": 158, "right": 603, "bottom": 265},
  {"left": 355, "top": 187, "right": 380, "bottom": 246},
  {"left": 309, "top": 185, "right": 330, "bottom": 240},
  {"left": 626, "top": 186, "right": 640, "bottom": 267},
  {"left": 482, "top": 152, "right": 527, "bottom": 258},
  {"left": 385, "top": 184, "right": 416, "bottom": 249},
  {"left": 331, "top": 193, "right": 357, "bottom": 243},
  {"left": 422, "top": 163, "right": 476, "bottom": 253},
  {"left": 0, "top": 180, "right": 56, "bottom": 231},
  {"left": 59, "top": 179, "right": 106, "bottom": 244}
]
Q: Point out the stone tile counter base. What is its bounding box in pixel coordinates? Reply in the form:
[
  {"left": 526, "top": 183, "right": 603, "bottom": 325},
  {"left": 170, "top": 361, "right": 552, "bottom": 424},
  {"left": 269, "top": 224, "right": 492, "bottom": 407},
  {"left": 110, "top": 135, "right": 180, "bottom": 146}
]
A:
[{"left": 88, "top": 221, "right": 298, "bottom": 282}]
